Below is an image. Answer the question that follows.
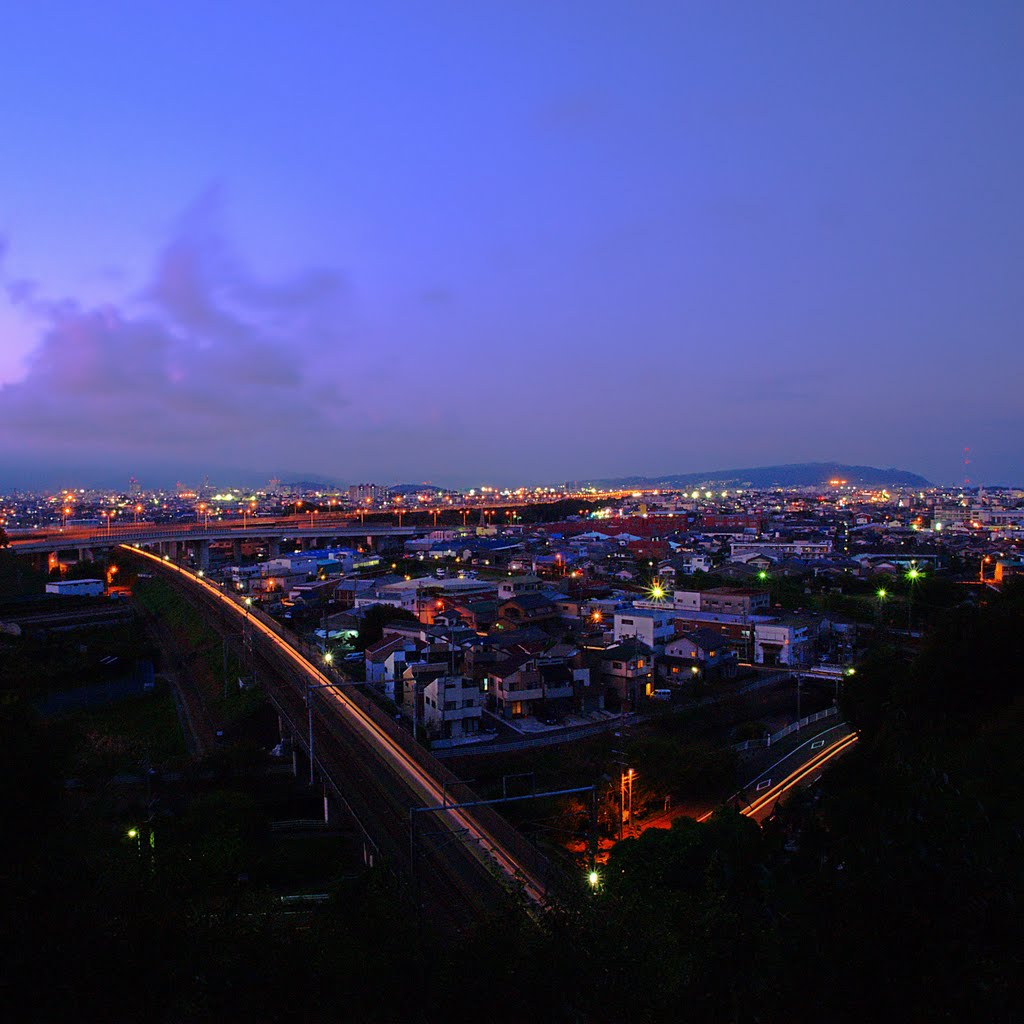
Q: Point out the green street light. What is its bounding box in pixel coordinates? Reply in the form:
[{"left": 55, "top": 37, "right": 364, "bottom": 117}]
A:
[
  {"left": 588, "top": 870, "right": 600, "bottom": 889},
  {"left": 905, "top": 563, "right": 923, "bottom": 630},
  {"left": 757, "top": 570, "right": 768, "bottom": 582},
  {"left": 126, "top": 828, "right": 138, "bottom": 840},
  {"left": 876, "top": 588, "right": 887, "bottom": 599}
]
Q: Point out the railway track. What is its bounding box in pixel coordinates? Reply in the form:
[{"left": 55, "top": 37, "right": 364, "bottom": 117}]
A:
[{"left": 129, "top": 549, "right": 553, "bottom": 928}]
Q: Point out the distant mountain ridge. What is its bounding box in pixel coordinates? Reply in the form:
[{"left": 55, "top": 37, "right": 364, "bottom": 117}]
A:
[{"left": 577, "top": 462, "right": 930, "bottom": 489}]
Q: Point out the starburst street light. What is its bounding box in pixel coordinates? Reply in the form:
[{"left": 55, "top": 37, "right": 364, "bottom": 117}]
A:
[
  {"left": 648, "top": 579, "right": 666, "bottom": 602},
  {"left": 905, "top": 562, "right": 923, "bottom": 630}
]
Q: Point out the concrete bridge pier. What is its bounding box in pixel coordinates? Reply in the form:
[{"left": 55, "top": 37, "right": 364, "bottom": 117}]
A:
[
  {"left": 232, "top": 540, "right": 243, "bottom": 563},
  {"left": 267, "top": 538, "right": 281, "bottom": 559},
  {"left": 194, "top": 540, "right": 211, "bottom": 571}
]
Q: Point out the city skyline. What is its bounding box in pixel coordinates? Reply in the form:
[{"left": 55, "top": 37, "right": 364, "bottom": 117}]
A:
[{"left": 2, "top": 4, "right": 1023, "bottom": 486}]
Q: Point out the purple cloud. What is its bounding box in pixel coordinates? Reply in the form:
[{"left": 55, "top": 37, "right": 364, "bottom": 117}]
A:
[{"left": 0, "top": 196, "right": 353, "bottom": 474}]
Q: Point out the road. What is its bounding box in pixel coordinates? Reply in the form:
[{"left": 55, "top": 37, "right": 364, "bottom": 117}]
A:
[
  {"left": 740, "top": 730, "right": 858, "bottom": 822},
  {"left": 123, "top": 545, "right": 551, "bottom": 922},
  {"left": 699, "top": 724, "right": 858, "bottom": 825}
]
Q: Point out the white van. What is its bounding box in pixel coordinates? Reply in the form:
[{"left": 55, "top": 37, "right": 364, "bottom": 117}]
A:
[{"left": 652, "top": 689, "right": 672, "bottom": 702}]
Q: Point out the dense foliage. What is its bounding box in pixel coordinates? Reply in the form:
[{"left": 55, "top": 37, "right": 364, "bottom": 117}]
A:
[{"left": 2, "top": 585, "right": 1021, "bottom": 1021}]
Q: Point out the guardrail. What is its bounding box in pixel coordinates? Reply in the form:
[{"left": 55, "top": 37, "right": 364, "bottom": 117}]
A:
[{"left": 732, "top": 705, "right": 839, "bottom": 751}]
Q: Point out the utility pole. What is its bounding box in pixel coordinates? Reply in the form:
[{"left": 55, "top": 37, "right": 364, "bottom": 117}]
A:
[
  {"left": 411, "top": 677, "right": 418, "bottom": 742},
  {"left": 626, "top": 769, "right": 634, "bottom": 837},
  {"left": 307, "top": 687, "right": 315, "bottom": 786},
  {"left": 619, "top": 772, "right": 625, "bottom": 841}
]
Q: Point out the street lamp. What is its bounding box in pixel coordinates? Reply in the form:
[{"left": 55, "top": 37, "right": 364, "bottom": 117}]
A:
[
  {"left": 905, "top": 563, "right": 923, "bottom": 630},
  {"left": 840, "top": 665, "right": 856, "bottom": 700}
]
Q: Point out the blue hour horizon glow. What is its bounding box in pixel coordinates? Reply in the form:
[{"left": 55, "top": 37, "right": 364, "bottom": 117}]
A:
[{"left": 1, "top": 4, "right": 1022, "bottom": 488}]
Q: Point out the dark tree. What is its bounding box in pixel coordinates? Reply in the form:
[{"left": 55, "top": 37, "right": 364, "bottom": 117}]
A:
[{"left": 356, "top": 603, "right": 418, "bottom": 649}]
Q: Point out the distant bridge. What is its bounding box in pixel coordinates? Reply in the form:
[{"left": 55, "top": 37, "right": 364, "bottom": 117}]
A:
[{"left": 7, "top": 515, "right": 428, "bottom": 566}]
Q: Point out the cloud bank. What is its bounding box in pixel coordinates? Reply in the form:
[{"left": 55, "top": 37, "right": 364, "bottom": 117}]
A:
[{"left": 0, "top": 195, "right": 353, "bottom": 481}]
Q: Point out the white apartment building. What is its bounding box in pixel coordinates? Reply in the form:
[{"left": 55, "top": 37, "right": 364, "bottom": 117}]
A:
[
  {"left": 730, "top": 539, "right": 833, "bottom": 562},
  {"left": 423, "top": 675, "right": 483, "bottom": 740},
  {"left": 613, "top": 607, "right": 675, "bottom": 649},
  {"left": 753, "top": 620, "right": 816, "bottom": 667}
]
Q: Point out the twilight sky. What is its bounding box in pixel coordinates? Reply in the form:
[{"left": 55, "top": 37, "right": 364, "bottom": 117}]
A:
[{"left": 1, "top": 2, "right": 1022, "bottom": 488}]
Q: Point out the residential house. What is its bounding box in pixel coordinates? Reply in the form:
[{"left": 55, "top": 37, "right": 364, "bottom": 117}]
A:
[
  {"left": 613, "top": 607, "right": 675, "bottom": 650},
  {"left": 423, "top": 675, "right": 483, "bottom": 741},
  {"left": 661, "top": 628, "right": 739, "bottom": 682},
  {"left": 594, "top": 637, "right": 653, "bottom": 710},
  {"left": 364, "top": 632, "right": 426, "bottom": 696},
  {"left": 497, "top": 592, "right": 560, "bottom": 632},
  {"left": 490, "top": 653, "right": 543, "bottom": 720}
]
